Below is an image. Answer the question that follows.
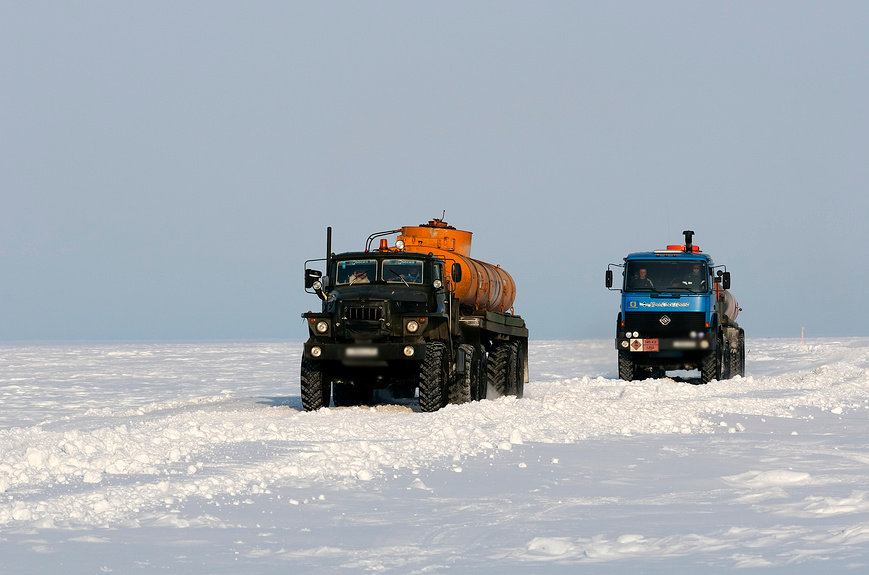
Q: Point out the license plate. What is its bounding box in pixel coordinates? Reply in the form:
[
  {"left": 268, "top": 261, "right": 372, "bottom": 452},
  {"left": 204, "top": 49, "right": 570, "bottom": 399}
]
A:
[{"left": 345, "top": 347, "right": 378, "bottom": 358}]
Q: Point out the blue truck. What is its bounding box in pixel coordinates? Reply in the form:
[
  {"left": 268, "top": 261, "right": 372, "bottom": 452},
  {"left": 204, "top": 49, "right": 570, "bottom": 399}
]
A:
[{"left": 605, "top": 230, "right": 744, "bottom": 383}]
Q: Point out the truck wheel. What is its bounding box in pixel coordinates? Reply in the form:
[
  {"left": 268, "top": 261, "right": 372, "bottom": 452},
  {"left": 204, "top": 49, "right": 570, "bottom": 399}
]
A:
[
  {"left": 727, "top": 333, "right": 741, "bottom": 379},
  {"left": 301, "top": 358, "right": 330, "bottom": 411},
  {"left": 448, "top": 344, "right": 474, "bottom": 405},
  {"left": 735, "top": 329, "right": 746, "bottom": 377},
  {"left": 512, "top": 341, "right": 525, "bottom": 398},
  {"left": 718, "top": 333, "right": 731, "bottom": 380},
  {"left": 419, "top": 342, "right": 448, "bottom": 412},
  {"left": 700, "top": 349, "right": 720, "bottom": 384},
  {"left": 618, "top": 350, "right": 635, "bottom": 381},
  {"left": 487, "top": 342, "right": 519, "bottom": 397},
  {"left": 475, "top": 346, "right": 488, "bottom": 401}
]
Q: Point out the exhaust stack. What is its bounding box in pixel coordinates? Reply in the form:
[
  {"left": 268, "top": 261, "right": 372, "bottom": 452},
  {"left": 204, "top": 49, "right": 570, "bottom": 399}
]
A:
[
  {"left": 683, "top": 230, "right": 694, "bottom": 253},
  {"left": 326, "top": 226, "right": 332, "bottom": 270}
]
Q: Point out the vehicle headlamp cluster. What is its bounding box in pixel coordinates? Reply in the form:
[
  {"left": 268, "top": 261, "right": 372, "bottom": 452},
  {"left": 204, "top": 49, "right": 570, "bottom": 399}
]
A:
[
  {"left": 406, "top": 320, "right": 420, "bottom": 333},
  {"left": 315, "top": 320, "right": 329, "bottom": 334}
]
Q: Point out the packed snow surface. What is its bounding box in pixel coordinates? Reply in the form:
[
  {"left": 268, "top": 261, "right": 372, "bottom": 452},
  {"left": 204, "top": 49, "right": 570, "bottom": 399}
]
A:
[{"left": 2, "top": 338, "right": 869, "bottom": 573}]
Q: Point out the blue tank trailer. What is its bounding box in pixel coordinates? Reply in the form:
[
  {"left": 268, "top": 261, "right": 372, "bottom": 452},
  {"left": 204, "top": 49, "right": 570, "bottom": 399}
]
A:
[{"left": 606, "top": 230, "right": 744, "bottom": 383}]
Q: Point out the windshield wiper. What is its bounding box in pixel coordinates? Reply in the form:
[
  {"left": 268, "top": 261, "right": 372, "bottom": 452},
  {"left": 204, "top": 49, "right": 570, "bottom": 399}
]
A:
[{"left": 390, "top": 270, "right": 409, "bottom": 287}]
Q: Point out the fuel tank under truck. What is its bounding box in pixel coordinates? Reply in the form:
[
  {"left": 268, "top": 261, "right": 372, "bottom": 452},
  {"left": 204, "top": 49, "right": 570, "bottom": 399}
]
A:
[{"left": 397, "top": 219, "right": 517, "bottom": 313}]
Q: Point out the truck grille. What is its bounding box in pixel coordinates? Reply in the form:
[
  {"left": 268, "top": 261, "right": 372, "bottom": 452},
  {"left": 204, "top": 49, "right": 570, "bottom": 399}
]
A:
[
  {"left": 343, "top": 306, "right": 383, "bottom": 321},
  {"left": 624, "top": 311, "right": 705, "bottom": 337}
]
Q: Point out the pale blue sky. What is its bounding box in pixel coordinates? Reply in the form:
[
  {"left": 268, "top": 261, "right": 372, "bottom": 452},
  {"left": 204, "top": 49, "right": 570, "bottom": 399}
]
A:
[{"left": 2, "top": 1, "right": 868, "bottom": 341}]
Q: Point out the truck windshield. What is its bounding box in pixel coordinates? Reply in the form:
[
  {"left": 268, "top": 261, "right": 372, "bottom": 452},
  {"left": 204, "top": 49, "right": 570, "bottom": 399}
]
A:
[
  {"left": 382, "top": 259, "right": 424, "bottom": 284},
  {"left": 625, "top": 260, "right": 708, "bottom": 293},
  {"left": 336, "top": 259, "right": 377, "bottom": 285}
]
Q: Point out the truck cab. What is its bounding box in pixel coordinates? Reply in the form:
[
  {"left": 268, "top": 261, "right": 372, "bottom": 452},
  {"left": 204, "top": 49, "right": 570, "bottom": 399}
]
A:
[
  {"left": 303, "top": 252, "right": 447, "bottom": 378},
  {"left": 606, "top": 230, "right": 744, "bottom": 383}
]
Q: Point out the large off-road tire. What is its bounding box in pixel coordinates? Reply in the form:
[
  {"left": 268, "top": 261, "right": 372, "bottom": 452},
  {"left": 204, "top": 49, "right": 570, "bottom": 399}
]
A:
[
  {"left": 332, "top": 381, "right": 372, "bottom": 407},
  {"left": 301, "top": 358, "right": 330, "bottom": 411},
  {"left": 730, "top": 329, "right": 745, "bottom": 377},
  {"left": 719, "top": 333, "right": 731, "bottom": 381},
  {"left": 700, "top": 337, "right": 725, "bottom": 384},
  {"left": 618, "top": 350, "right": 636, "bottom": 381},
  {"left": 487, "top": 342, "right": 519, "bottom": 397},
  {"left": 474, "top": 346, "right": 487, "bottom": 401},
  {"left": 448, "top": 344, "right": 474, "bottom": 405},
  {"left": 418, "top": 342, "right": 448, "bottom": 412},
  {"left": 512, "top": 341, "right": 526, "bottom": 398}
]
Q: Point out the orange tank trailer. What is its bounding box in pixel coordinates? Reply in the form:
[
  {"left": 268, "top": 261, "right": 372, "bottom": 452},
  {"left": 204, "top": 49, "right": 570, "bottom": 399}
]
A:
[{"left": 397, "top": 219, "right": 517, "bottom": 313}]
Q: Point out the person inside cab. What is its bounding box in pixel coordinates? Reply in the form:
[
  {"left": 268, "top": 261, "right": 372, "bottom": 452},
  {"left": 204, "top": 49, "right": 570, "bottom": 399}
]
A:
[
  {"left": 348, "top": 269, "right": 371, "bottom": 284},
  {"left": 629, "top": 267, "right": 655, "bottom": 290},
  {"left": 673, "top": 262, "right": 706, "bottom": 290}
]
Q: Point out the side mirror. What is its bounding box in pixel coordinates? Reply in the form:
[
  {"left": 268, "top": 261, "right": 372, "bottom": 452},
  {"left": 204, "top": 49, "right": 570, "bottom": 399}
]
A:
[
  {"left": 722, "top": 271, "right": 731, "bottom": 290},
  {"left": 305, "top": 269, "right": 322, "bottom": 289},
  {"left": 451, "top": 263, "right": 462, "bottom": 283},
  {"left": 605, "top": 269, "right": 613, "bottom": 289}
]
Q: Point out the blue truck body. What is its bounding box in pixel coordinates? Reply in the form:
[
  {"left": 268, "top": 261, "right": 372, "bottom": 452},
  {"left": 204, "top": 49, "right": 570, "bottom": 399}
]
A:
[{"left": 606, "top": 231, "right": 744, "bottom": 383}]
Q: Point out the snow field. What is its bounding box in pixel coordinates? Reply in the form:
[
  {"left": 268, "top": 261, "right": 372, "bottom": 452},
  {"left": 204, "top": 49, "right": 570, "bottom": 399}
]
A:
[{"left": 2, "top": 338, "right": 869, "bottom": 573}]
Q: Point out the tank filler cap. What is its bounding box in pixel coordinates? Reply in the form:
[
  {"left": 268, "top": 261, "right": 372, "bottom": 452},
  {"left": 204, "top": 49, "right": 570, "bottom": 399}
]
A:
[{"left": 421, "top": 218, "right": 455, "bottom": 230}]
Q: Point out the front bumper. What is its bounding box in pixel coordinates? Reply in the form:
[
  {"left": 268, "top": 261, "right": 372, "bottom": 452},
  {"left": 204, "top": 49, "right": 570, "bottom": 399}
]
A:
[
  {"left": 304, "top": 342, "right": 427, "bottom": 364},
  {"left": 616, "top": 336, "right": 717, "bottom": 353}
]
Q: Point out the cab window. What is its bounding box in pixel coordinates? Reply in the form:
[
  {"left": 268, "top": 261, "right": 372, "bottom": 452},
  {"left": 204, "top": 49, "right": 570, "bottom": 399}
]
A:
[
  {"left": 382, "top": 259, "right": 424, "bottom": 284},
  {"left": 335, "top": 260, "right": 377, "bottom": 285},
  {"left": 625, "top": 260, "right": 708, "bottom": 293}
]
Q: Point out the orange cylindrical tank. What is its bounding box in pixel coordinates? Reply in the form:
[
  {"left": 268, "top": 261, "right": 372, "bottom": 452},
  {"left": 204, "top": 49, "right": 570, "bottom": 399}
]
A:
[
  {"left": 397, "top": 219, "right": 517, "bottom": 313},
  {"left": 398, "top": 219, "right": 473, "bottom": 257}
]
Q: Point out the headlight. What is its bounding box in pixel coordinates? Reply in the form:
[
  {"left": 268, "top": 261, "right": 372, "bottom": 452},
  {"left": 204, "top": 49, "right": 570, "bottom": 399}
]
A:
[
  {"left": 620, "top": 340, "right": 629, "bottom": 348},
  {"left": 310, "top": 346, "right": 323, "bottom": 357},
  {"left": 312, "top": 280, "right": 322, "bottom": 291},
  {"left": 433, "top": 279, "right": 443, "bottom": 289},
  {"left": 625, "top": 332, "right": 632, "bottom": 338},
  {"left": 690, "top": 331, "right": 697, "bottom": 338},
  {"left": 632, "top": 331, "right": 639, "bottom": 338},
  {"left": 403, "top": 346, "right": 415, "bottom": 357},
  {"left": 406, "top": 320, "right": 420, "bottom": 333},
  {"left": 315, "top": 320, "right": 329, "bottom": 333},
  {"left": 395, "top": 240, "right": 405, "bottom": 250},
  {"left": 699, "top": 340, "right": 709, "bottom": 349}
]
